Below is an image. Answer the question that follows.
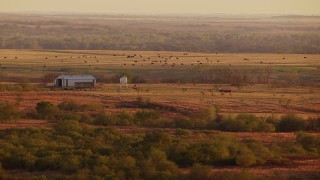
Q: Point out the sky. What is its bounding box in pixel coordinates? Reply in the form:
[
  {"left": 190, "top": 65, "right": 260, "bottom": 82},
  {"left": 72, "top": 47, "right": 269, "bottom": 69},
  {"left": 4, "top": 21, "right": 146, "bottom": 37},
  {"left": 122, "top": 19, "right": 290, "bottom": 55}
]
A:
[{"left": 0, "top": 0, "right": 319, "bottom": 15}]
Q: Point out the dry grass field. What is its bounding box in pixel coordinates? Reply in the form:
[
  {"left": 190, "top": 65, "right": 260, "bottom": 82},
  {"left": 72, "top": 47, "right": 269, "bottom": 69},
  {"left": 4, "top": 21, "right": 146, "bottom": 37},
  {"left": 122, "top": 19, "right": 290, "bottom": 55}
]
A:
[{"left": 0, "top": 49, "right": 319, "bottom": 117}]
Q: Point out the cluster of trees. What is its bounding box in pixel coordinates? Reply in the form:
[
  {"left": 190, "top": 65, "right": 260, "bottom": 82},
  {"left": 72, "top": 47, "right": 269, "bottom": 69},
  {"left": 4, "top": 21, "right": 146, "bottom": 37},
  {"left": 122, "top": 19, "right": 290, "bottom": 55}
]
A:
[
  {"left": 0, "top": 122, "right": 319, "bottom": 179},
  {"left": 2, "top": 33, "right": 319, "bottom": 54},
  {"left": 0, "top": 15, "right": 319, "bottom": 53},
  {"left": 1, "top": 101, "right": 320, "bottom": 133}
]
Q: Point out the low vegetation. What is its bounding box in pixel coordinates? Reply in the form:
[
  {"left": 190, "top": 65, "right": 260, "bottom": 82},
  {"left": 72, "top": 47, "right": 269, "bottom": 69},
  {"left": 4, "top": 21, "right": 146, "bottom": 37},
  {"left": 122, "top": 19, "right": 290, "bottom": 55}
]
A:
[
  {"left": 0, "top": 122, "right": 319, "bottom": 179},
  {"left": 1, "top": 101, "right": 320, "bottom": 133}
]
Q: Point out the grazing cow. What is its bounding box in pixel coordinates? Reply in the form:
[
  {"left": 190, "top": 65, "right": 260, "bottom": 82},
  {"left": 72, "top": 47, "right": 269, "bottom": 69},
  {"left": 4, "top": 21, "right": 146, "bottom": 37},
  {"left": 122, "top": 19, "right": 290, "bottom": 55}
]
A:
[{"left": 218, "top": 88, "right": 232, "bottom": 93}]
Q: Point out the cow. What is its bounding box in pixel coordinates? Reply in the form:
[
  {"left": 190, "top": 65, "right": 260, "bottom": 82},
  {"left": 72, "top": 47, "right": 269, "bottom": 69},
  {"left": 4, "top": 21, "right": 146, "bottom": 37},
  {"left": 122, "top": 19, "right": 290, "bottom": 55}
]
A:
[{"left": 218, "top": 88, "right": 232, "bottom": 93}]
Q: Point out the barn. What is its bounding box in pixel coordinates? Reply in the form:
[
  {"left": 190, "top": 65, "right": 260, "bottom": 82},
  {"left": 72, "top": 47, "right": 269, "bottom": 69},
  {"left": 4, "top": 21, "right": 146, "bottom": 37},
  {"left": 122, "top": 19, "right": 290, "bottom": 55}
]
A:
[{"left": 54, "top": 75, "right": 96, "bottom": 89}]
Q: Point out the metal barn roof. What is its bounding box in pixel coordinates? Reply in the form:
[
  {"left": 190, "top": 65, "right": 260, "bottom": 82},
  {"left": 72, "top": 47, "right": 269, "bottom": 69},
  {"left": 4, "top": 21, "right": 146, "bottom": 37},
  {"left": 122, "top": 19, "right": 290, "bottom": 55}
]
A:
[{"left": 57, "top": 75, "right": 96, "bottom": 80}]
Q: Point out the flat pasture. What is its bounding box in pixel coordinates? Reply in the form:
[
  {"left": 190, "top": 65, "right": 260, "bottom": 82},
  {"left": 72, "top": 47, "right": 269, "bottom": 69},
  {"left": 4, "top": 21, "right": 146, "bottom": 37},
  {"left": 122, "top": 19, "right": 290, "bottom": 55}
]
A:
[{"left": 0, "top": 49, "right": 319, "bottom": 118}]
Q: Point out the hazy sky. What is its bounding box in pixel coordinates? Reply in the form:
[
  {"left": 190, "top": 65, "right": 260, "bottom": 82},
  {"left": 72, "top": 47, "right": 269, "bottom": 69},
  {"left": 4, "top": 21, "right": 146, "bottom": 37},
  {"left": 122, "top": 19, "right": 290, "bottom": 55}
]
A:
[{"left": 1, "top": 0, "right": 319, "bottom": 15}]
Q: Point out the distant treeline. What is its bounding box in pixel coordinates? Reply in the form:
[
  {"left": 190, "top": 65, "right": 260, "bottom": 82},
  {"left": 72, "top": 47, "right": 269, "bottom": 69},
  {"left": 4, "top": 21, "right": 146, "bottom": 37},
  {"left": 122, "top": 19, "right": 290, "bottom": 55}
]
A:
[{"left": 0, "top": 14, "right": 320, "bottom": 53}]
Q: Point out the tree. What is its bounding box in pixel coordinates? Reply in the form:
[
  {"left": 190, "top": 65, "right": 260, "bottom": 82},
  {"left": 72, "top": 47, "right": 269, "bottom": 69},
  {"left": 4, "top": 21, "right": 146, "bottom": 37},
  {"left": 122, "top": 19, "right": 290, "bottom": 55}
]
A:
[
  {"left": 141, "top": 149, "right": 179, "bottom": 179},
  {"left": 35, "top": 101, "right": 59, "bottom": 120},
  {"left": 0, "top": 103, "right": 19, "bottom": 122},
  {"left": 278, "top": 114, "right": 306, "bottom": 132},
  {"left": 236, "top": 147, "right": 257, "bottom": 167}
]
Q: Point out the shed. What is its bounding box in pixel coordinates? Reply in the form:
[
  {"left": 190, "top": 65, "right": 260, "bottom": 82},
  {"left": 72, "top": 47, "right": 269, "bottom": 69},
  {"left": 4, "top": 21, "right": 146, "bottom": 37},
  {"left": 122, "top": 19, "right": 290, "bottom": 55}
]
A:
[{"left": 54, "top": 75, "right": 96, "bottom": 89}]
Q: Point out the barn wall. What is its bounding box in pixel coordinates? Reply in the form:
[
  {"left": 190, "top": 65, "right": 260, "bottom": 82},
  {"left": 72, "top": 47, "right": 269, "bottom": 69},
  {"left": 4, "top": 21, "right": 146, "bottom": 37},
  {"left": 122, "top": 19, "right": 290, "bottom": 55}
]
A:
[{"left": 63, "top": 79, "right": 95, "bottom": 87}]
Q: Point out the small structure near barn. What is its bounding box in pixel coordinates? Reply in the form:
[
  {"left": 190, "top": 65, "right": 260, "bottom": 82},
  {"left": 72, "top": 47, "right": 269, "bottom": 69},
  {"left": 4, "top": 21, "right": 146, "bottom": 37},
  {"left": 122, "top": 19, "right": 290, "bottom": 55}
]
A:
[
  {"left": 54, "top": 75, "right": 96, "bottom": 89},
  {"left": 120, "top": 76, "right": 128, "bottom": 88}
]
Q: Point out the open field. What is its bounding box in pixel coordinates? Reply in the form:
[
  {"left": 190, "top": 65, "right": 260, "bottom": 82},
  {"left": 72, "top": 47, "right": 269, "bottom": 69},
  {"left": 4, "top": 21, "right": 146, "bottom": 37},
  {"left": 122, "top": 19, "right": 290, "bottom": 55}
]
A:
[
  {"left": 0, "top": 50, "right": 319, "bottom": 81},
  {"left": 0, "top": 84, "right": 319, "bottom": 118},
  {"left": 0, "top": 49, "right": 319, "bottom": 117},
  {"left": 0, "top": 49, "right": 319, "bottom": 179}
]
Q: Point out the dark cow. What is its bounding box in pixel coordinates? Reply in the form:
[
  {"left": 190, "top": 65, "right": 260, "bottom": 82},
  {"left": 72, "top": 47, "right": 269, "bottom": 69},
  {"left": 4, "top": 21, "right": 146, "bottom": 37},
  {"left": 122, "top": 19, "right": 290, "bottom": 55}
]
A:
[{"left": 218, "top": 88, "right": 232, "bottom": 93}]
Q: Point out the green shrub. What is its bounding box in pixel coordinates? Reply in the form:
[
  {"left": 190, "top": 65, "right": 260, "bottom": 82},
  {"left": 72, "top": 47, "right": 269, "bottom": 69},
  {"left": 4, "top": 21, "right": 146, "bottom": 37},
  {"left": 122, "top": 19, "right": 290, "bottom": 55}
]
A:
[
  {"left": 278, "top": 114, "right": 306, "bottom": 132},
  {"left": 58, "top": 100, "right": 81, "bottom": 112},
  {"left": 220, "top": 114, "right": 275, "bottom": 132},
  {"left": 94, "top": 113, "right": 120, "bottom": 126},
  {"left": 306, "top": 117, "right": 320, "bottom": 131},
  {"left": 245, "top": 140, "right": 275, "bottom": 165},
  {"left": 35, "top": 101, "right": 60, "bottom": 120},
  {"left": 79, "top": 113, "right": 94, "bottom": 124},
  {"left": 174, "top": 117, "right": 193, "bottom": 129},
  {"left": 266, "top": 114, "right": 280, "bottom": 127},
  {"left": 58, "top": 155, "right": 82, "bottom": 173},
  {"left": 296, "top": 133, "right": 320, "bottom": 156},
  {"left": 0, "top": 103, "right": 19, "bottom": 122},
  {"left": 53, "top": 120, "right": 82, "bottom": 134},
  {"left": 134, "top": 110, "right": 160, "bottom": 127},
  {"left": 190, "top": 106, "right": 218, "bottom": 129},
  {"left": 236, "top": 147, "right": 257, "bottom": 167},
  {"left": 117, "top": 110, "right": 134, "bottom": 126},
  {"left": 141, "top": 149, "right": 179, "bottom": 179}
]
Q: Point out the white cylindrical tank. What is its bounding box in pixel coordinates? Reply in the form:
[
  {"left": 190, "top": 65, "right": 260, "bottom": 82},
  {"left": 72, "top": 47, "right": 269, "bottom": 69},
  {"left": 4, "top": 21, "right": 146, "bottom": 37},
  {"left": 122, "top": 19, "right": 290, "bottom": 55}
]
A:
[{"left": 120, "top": 76, "right": 128, "bottom": 84}]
